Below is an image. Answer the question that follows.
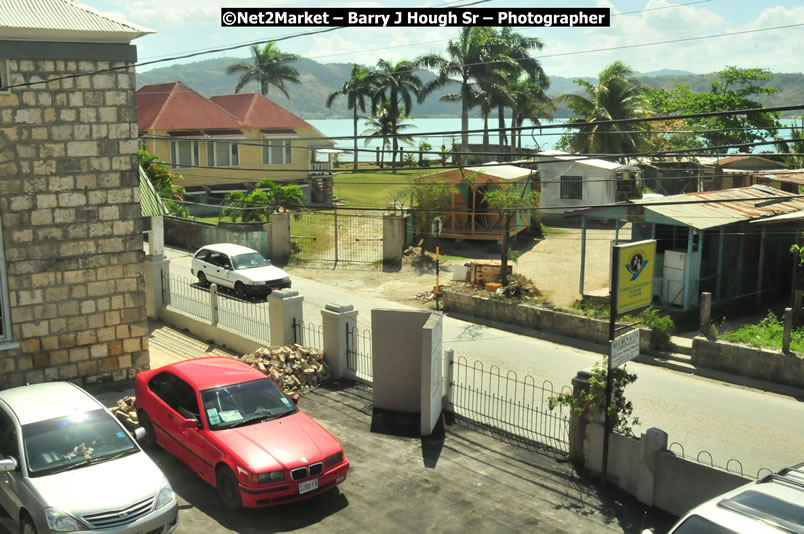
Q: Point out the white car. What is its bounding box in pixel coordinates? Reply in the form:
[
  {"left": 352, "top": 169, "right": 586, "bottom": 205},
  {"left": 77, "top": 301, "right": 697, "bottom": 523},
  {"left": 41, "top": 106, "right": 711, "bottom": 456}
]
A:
[
  {"left": 0, "top": 382, "right": 178, "bottom": 534},
  {"left": 660, "top": 462, "right": 804, "bottom": 534},
  {"left": 190, "top": 243, "right": 291, "bottom": 298}
]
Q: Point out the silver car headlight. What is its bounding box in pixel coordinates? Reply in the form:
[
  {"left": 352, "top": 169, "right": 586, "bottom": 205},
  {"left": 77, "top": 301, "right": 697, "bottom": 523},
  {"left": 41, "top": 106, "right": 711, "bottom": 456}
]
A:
[
  {"left": 45, "top": 507, "right": 82, "bottom": 532},
  {"left": 155, "top": 479, "right": 175, "bottom": 510}
]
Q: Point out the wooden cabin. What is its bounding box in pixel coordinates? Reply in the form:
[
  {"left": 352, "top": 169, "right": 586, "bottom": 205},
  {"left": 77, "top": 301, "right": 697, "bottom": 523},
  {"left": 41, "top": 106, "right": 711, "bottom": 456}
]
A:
[{"left": 421, "top": 165, "right": 538, "bottom": 240}]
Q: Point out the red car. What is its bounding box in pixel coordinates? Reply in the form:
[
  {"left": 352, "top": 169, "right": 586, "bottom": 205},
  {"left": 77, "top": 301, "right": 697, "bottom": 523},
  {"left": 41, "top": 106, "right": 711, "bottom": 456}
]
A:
[{"left": 134, "top": 357, "right": 349, "bottom": 509}]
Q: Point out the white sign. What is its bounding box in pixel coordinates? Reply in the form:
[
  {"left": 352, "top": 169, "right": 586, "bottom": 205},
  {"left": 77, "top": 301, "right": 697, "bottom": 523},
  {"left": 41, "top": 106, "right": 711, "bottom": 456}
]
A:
[{"left": 611, "top": 329, "right": 640, "bottom": 368}]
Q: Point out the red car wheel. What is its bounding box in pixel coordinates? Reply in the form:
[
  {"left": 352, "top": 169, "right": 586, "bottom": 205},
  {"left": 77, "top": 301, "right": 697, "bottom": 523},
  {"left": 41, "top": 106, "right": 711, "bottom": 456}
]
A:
[{"left": 216, "top": 466, "right": 242, "bottom": 510}]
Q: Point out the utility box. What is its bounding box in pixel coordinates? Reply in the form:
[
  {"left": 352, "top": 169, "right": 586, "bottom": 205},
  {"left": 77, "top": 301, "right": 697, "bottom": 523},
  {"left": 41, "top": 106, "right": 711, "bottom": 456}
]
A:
[{"left": 468, "top": 260, "right": 513, "bottom": 287}]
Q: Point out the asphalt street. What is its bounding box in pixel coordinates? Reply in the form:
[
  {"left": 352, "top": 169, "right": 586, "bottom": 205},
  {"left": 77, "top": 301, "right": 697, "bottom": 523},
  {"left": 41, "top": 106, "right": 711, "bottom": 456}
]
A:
[{"left": 163, "top": 246, "right": 804, "bottom": 479}]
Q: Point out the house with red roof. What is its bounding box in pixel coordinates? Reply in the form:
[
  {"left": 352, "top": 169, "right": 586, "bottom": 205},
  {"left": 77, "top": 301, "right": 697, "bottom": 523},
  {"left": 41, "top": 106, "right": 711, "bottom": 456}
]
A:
[{"left": 137, "top": 82, "right": 335, "bottom": 203}]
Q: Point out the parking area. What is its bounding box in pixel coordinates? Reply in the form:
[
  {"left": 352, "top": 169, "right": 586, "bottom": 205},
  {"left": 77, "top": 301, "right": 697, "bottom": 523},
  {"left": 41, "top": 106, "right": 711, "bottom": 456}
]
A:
[{"left": 0, "top": 324, "right": 677, "bottom": 533}]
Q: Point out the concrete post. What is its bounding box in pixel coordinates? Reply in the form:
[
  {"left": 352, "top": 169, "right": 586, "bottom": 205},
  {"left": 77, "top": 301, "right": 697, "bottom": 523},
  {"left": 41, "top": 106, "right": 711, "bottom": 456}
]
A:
[
  {"left": 699, "top": 292, "right": 712, "bottom": 336},
  {"left": 444, "top": 348, "right": 455, "bottom": 412},
  {"left": 209, "top": 284, "right": 219, "bottom": 326},
  {"left": 148, "top": 216, "right": 164, "bottom": 256},
  {"left": 143, "top": 254, "right": 170, "bottom": 320},
  {"left": 321, "top": 304, "right": 358, "bottom": 379},
  {"left": 269, "top": 212, "right": 291, "bottom": 265},
  {"left": 268, "top": 289, "right": 304, "bottom": 346},
  {"left": 569, "top": 369, "right": 595, "bottom": 466},
  {"left": 783, "top": 307, "right": 792, "bottom": 354},
  {"left": 636, "top": 427, "right": 668, "bottom": 506},
  {"left": 383, "top": 214, "right": 404, "bottom": 266}
]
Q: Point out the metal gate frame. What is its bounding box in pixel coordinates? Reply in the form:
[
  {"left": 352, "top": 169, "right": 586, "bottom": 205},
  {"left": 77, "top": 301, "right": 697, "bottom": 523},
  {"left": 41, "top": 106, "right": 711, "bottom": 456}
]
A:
[{"left": 290, "top": 209, "right": 383, "bottom": 266}]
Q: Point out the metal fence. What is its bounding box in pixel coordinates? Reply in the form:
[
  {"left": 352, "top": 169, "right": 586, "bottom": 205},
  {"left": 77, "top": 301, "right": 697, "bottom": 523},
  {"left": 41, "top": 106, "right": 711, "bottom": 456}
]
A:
[
  {"left": 346, "top": 324, "right": 373, "bottom": 383},
  {"left": 667, "top": 442, "right": 771, "bottom": 480},
  {"left": 292, "top": 319, "right": 323, "bottom": 350},
  {"left": 448, "top": 355, "right": 572, "bottom": 454},
  {"left": 161, "top": 272, "right": 270, "bottom": 346},
  {"left": 290, "top": 209, "right": 384, "bottom": 266}
]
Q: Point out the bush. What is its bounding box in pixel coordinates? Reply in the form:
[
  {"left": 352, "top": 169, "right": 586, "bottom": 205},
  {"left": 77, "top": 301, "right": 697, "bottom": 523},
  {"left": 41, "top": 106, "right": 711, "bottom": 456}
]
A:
[{"left": 641, "top": 306, "right": 674, "bottom": 347}]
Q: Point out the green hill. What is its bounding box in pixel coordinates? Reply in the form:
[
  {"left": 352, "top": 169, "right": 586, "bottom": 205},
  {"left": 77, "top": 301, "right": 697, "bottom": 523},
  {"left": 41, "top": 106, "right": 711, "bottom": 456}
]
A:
[{"left": 135, "top": 57, "right": 804, "bottom": 119}]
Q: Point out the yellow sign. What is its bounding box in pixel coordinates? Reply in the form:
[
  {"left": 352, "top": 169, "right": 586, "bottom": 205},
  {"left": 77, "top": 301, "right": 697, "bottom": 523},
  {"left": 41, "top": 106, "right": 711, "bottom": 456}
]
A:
[{"left": 615, "top": 240, "right": 656, "bottom": 315}]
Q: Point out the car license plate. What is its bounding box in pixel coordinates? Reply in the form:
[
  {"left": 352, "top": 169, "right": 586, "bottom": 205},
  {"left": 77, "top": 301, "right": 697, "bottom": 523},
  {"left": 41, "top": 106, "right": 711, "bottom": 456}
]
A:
[{"left": 298, "top": 478, "right": 318, "bottom": 494}]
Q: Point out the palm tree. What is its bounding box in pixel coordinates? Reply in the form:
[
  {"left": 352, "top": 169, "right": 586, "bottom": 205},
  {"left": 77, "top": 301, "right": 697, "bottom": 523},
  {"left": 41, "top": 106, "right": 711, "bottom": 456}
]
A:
[
  {"left": 226, "top": 42, "right": 301, "bottom": 99},
  {"left": 369, "top": 59, "right": 424, "bottom": 169},
  {"left": 495, "top": 28, "right": 547, "bottom": 148},
  {"left": 360, "top": 98, "right": 415, "bottom": 167},
  {"left": 417, "top": 27, "right": 518, "bottom": 157},
  {"left": 325, "top": 64, "right": 375, "bottom": 171},
  {"left": 508, "top": 76, "right": 554, "bottom": 151},
  {"left": 557, "top": 61, "right": 651, "bottom": 157}
]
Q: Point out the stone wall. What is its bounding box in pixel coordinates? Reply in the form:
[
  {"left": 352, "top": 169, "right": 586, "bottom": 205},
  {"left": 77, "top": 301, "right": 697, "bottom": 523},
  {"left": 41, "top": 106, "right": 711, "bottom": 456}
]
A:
[
  {"left": 164, "top": 216, "right": 271, "bottom": 259},
  {"left": 692, "top": 336, "right": 804, "bottom": 389},
  {"left": 0, "top": 56, "right": 148, "bottom": 386}
]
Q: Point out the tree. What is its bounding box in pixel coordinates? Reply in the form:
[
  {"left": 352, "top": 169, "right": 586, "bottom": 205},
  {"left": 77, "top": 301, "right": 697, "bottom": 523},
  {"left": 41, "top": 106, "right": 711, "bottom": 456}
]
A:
[
  {"left": 774, "top": 118, "right": 804, "bottom": 168},
  {"left": 418, "top": 27, "right": 517, "bottom": 156},
  {"left": 360, "top": 97, "right": 415, "bottom": 168},
  {"left": 409, "top": 176, "right": 454, "bottom": 254},
  {"left": 418, "top": 140, "right": 432, "bottom": 166},
  {"left": 495, "top": 27, "right": 547, "bottom": 148},
  {"left": 222, "top": 180, "right": 304, "bottom": 222},
  {"left": 226, "top": 42, "right": 300, "bottom": 99},
  {"left": 138, "top": 150, "right": 188, "bottom": 217},
  {"left": 483, "top": 181, "right": 539, "bottom": 286},
  {"left": 325, "top": 64, "right": 374, "bottom": 171},
  {"left": 369, "top": 59, "right": 424, "bottom": 170},
  {"left": 648, "top": 66, "right": 781, "bottom": 153},
  {"left": 557, "top": 61, "right": 651, "bottom": 157},
  {"left": 508, "top": 75, "right": 554, "bottom": 151}
]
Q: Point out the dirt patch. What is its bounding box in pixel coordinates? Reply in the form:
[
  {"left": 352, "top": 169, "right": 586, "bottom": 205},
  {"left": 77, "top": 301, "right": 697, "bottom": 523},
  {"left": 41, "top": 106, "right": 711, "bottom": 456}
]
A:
[{"left": 284, "top": 224, "right": 626, "bottom": 310}]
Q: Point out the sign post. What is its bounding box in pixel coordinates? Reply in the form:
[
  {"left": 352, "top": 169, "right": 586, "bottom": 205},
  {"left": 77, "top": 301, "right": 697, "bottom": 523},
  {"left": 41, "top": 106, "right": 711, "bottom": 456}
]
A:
[{"left": 602, "top": 239, "right": 655, "bottom": 484}]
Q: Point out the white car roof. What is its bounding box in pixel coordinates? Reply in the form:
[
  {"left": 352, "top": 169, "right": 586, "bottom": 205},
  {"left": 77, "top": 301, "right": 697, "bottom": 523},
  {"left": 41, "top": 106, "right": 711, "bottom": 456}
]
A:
[
  {"left": 199, "top": 243, "right": 260, "bottom": 256},
  {"left": 0, "top": 382, "right": 104, "bottom": 425}
]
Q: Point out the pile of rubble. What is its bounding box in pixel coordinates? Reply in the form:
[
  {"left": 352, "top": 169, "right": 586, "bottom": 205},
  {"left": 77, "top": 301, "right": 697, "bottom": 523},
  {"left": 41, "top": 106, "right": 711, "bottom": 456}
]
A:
[
  {"left": 240, "top": 344, "right": 330, "bottom": 394},
  {"left": 113, "top": 396, "right": 139, "bottom": 431}
]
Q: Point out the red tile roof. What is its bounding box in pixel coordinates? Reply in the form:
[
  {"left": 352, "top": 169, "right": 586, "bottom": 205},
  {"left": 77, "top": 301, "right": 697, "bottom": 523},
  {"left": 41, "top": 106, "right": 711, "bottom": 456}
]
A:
[
  {"left": 137, "top": 82, "right": 241, "bottom": 131},
  {"left": 210, "top": 93, "right": 312, "bottom": 130}
]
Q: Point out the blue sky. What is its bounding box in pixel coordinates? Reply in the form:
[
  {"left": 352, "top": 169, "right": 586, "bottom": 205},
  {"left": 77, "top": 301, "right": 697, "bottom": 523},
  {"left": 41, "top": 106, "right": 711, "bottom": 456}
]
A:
[{"left": 82, "top": 0, "right": 804, "bottom": 77}]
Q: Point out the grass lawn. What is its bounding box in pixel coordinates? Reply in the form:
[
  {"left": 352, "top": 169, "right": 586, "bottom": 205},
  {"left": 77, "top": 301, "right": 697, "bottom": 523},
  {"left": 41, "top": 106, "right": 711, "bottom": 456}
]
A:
[
  {"left": 721, "top": 312, "right": 804, "bottom": 353},
  {"left": 333, "top": 167, "right": 439, "bottom": 208}
]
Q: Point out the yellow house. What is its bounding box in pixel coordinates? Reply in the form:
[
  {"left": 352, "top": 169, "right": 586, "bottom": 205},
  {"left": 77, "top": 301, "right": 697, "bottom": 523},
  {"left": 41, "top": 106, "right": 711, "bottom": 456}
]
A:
[{"left": 136, "top": 81, "right": 335, "bottom": 203}]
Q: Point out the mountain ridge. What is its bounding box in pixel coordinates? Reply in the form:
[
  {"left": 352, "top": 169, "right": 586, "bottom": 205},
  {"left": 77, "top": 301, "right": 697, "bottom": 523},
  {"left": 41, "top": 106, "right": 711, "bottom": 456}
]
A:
[{"left": 135, "top": 57, "right": 804, "bottom": 119}]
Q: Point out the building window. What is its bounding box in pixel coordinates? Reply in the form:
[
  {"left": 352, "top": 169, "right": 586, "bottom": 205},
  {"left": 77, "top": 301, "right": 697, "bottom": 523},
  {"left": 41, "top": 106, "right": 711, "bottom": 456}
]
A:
[
  {"left": 560, "top": 175, "right": 583, "bottom": 200},
  {"left": 0, "top": 60, "right": 8, "bottom": 93},
  {"left": 207, "top": 141, "right": 240, "bottom": 167},
  {"left": 262, "top": 138, "right": 292, "bottom": 165},
  {"left": 0, "top": 218, "right": 12, "bottom": 342},
  {"left": 170, "top": 140, "right": 199, "bottom": 169}
]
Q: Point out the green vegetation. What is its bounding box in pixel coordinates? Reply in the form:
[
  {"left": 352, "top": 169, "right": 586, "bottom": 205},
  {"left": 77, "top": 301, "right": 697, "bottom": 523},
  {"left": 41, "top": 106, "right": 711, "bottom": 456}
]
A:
[
  {"left": 539, "top": 224, "right": 568, "bottom": 237},
  {"left": 721, "top": 311, "right": 804, "bottom": 352},
  {"left": 138, "top": 150, "right": 188, "bottom": 217},
  {"left": 549, "top": 359, "right": 640, "bottom": 437},
  {"left": 333, "top": 168, "right": 433, "bottom": 207},
  {"left": 221, "top": 180, "right": 304, "bottom": 223},
  {"left": 226, "top": 42, "right": 300, "bottom": 99},
  {"left": 483, "top": 184, "right": 540, "bottom": 285}
]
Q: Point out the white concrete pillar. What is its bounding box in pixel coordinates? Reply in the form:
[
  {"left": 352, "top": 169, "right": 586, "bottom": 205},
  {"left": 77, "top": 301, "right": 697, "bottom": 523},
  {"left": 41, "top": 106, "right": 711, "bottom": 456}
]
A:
[
  {"left": 148, "top": 216, "right": 164, "bottom": 256},
  {"left": 636, "top": 427, "right": 668, "bottom": 506},
  {"left": 268, "top": 289, "right": 304, "bottom": 346},
  {"left": 209, "top": 283, "right": 219, "bottom": 326},
  {"left": 143, "top": 254, "right": 170, "bottom": 320},
  {"left": 321, "top": 304, "right": 358, "bottom": 379}
]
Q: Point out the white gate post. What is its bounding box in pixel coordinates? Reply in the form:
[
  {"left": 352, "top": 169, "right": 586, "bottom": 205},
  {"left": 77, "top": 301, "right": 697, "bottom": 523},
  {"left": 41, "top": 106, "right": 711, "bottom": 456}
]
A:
[
  {"left": 444, "top": 348, "right": 455, "bottom": 412},
  {"left": 268, "top": 289, "right": 304, "bottom": 346},
  {"left": 321, "top": 304, "right": 358, "bottom": 379},
  {"left": 209, "top": 283, "right": 219, "bottom": 326}
]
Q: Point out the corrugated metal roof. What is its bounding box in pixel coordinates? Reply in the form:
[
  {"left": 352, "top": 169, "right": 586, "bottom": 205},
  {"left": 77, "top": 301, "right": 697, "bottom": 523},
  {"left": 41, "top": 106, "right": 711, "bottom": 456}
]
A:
[
  {"left": 533, "top": 150, "right": 623, "bottom": 170},
  {"left": 139, "top": 166, "right": 168, "bottom": 218},
  {"left": 465, "top": 165, "right": 534, "bottom": 180},
  {"left": 0, "top": 0, "right": 152, "bottom": 42},
  {"left": 633, "top": 185, "right": 804, "bottom": 230}
]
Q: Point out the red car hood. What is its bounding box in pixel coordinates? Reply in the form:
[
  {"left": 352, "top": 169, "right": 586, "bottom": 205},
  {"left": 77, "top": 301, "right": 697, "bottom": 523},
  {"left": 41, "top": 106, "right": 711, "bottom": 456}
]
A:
[{"left": 213, "top": 411, "right": 338, "bottom": 471}]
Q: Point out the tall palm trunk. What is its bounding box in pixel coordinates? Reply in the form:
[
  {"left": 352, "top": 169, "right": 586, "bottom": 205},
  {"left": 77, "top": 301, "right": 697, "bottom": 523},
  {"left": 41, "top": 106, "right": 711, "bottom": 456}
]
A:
[
  {"left": 498, "top": 103, "right": 507, "bottom": 147},
  {"left": 482, "top": 112, "right": 489, "bottom": 152},
  {"left": 352, "top": 107, "right": 359, "bottom": 171}
]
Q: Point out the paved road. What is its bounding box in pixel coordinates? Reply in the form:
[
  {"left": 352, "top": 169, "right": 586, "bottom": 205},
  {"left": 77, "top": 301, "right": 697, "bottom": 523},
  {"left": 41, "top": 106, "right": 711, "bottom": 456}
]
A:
[{"left": 160, "top": 246, "right": 804, "bottom": 478}]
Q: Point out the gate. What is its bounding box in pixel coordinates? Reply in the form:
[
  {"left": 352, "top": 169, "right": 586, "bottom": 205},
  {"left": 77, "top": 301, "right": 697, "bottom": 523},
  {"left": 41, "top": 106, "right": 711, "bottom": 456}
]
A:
[{"left": 290, "top": 209, "right": 383, "bottom": 266}]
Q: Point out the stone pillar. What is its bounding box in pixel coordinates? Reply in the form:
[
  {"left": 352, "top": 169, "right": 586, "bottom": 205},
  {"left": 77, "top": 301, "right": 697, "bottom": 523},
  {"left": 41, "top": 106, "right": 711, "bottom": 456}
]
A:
[
  {"left": 268, "top": 289, "right": 304, "bottom": 346},
  {"left": 569, "top": 369, "right": 594, "bottom": 466},
  {"left": 209, "top": 283, "right": 219, "bottom": 326},
  {"left": 321, "top": 304, "right": 358, "bottom": 379},
  {"left": 699, "top": 291, "right": 712, "bottom": 336},
  {"left": 383, "top": 214, "right": 404, "bottom": 267},
  {"left": 143, "top": 254, "right": 170, "bottom": 320},
  {"left": 269, "top": 212, "right": 291, "bottom": 264},
  {"left": 783, "top": 307, "right": 792, "bottom": 354},
  {"left": 636, "top": 428, "right": 668, "bottom": 506}
]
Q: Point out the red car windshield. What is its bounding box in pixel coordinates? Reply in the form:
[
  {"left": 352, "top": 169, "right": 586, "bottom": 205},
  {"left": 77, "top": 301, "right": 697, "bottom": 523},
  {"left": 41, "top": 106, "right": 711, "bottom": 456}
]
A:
[{"left": 200, "top": 378, "right": 297, "bottom": 430}]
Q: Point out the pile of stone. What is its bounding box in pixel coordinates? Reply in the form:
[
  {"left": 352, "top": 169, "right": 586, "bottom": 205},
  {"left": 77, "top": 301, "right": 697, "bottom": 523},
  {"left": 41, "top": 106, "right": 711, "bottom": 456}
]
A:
[
  {"left": 113, "top": 396, "right": 139, "bottom": 431},
  {"left": 240, "top": 345, "right": 330, "bottom": 394}
]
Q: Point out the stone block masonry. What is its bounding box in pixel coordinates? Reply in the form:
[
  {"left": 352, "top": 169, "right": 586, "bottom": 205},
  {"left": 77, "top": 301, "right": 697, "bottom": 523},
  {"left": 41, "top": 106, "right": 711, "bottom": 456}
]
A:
[{"left": 0, "top": 57, "right": 148, "bottom": 387}]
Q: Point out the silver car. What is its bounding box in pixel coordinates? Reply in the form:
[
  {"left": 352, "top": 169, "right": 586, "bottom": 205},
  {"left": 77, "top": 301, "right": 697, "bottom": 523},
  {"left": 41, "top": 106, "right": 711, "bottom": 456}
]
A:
[{"left": 0, "top": 382, "right": 178, "bottom": 534}]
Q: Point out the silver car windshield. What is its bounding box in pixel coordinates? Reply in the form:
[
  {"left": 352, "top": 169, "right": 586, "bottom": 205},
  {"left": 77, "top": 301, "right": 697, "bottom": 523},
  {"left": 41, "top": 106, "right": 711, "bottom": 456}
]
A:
[
  {"left": 22, "top": 409, "right": 138, "bottom": 477},
  {"left": 201, "top": 378, "right": 296, "bottom": 430},
  {"left": 231, "top": 253, "right": 270, "bottom": 270}
]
